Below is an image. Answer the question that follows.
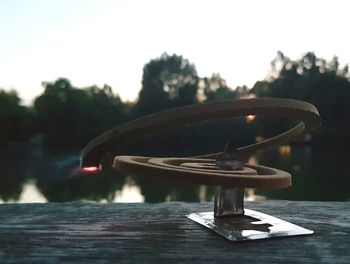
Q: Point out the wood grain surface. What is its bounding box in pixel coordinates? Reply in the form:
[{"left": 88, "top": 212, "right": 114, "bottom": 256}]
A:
[{"left": 0, "top": 201, "right": 348, "bottom": 263}]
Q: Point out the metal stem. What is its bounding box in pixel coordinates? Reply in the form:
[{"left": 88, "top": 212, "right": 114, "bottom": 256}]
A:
[{"left": 214, "top": 187, "right": 245, "bottom": 218}]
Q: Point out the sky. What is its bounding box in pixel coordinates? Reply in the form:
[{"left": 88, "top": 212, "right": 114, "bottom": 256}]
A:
[{"left": 0, "top": 0, "right": 349, "bottom": 105}]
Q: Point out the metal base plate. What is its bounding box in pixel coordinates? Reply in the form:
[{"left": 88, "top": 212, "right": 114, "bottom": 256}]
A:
[{"left": 187, "top": 209, "right": 313, "bottom": 241}]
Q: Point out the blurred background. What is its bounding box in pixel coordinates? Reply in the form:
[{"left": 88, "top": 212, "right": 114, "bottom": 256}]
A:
[{"left": 0, "top": 0, "right": 349, "bottom": 203}]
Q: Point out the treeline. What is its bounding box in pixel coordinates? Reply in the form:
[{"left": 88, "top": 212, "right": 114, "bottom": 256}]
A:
[
  {"left": 0, "top": 90, "right": 35, "bottom": 146},
  {"left": 1, "top": 52, "right": 350, "bottom": 151},
  {"left": 253, "top": 51, "right": 350, "bottom": 146}
]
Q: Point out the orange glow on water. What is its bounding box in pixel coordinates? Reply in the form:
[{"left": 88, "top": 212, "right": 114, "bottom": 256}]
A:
[
  {"left": 246, "top": 115, "right": 256, "bottom": 122},
  {"left": 81, "top": 166, "right": 99, "bottom": 172},
  {"left": 279, "top": 145, "right": 291, "bottom": 156},
  {"left": 248, "top": 156, "right": 258, "bottom": 165},
  {"left": 255, "top": 135, "right": 264, "bottom": 142}
]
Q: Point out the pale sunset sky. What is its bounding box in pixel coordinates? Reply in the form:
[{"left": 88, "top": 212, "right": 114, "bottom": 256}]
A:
[{"left": 0, "top": 0, "right": 349, "bottom": 104}]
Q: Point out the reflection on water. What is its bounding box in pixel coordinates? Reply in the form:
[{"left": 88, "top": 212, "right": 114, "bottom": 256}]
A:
[
  {"left": 113, "top": 182, "right": 144, "bottom": 203},
  {"left": 256, "top": 146, "right": 350, "bottom": 201},
  {"left": 18, "top": 180, "right": 47, "bottom": 203},
  {"left": 245, "top": 188, "right": 266, "bottom": 202},
  {"left": 0, "top": 180, "right": 47, "bottom": 204},
  {"left": 0, "top": 140, "right": 349, "bottom": 203},
  {"left": 278, "top": 145, "right": 292, "bottom": 156},
  {"left": 0, "top": 180, "right": 145, "bottom": 204}
]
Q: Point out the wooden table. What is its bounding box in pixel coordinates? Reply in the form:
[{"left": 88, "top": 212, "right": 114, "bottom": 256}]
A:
[{"left": 0, "top": 201, "right": 349, "bottom": 263}]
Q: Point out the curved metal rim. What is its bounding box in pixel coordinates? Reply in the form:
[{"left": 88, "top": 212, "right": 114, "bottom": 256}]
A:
[{"left": 81, "top": 98, "right": 320, "bottom": 167}]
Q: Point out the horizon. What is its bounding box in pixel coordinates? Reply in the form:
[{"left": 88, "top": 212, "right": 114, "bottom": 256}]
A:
[{"left": 1, "top": 0, "right": 349, "bottom": 105}]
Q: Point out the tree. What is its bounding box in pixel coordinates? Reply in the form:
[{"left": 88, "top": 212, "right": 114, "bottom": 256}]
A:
[
  {"left": 0, "top": 90, "right": 35, "bottom": 147},
  {"left": 137, "top": 53, "right": 199, "bottom": 115},
  {"left": 34, "top": 78, "right": 126, "bottom": 150},
  {"left": 201, "top": 73, "right": 239, "bottom": 101}
]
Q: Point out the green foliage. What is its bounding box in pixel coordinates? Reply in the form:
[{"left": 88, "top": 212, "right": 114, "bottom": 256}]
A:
[
  {"left": 34, "top": 78, "right": 127, "bottom": 150},
  {"left": 0, "top": 90, "right": 35, "bottom": 147},
  {"left": 202, "top": 74, "right": 239, "bottom": 101},
  {"left": 137, "top": 53, "right": 199, "bottom": 115},
  {"left": 253, "top": 51, "right": 350, "bottom": 145}
]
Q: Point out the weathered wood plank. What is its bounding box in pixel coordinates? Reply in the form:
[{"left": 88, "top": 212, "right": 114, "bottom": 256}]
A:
[{"left": 0, "top": 201, "right": 349, "bottom": 263}]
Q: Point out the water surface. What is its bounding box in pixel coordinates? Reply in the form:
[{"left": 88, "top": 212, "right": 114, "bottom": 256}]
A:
[{"left": 0, "top": 141, "right": 348, "bottom": 203}]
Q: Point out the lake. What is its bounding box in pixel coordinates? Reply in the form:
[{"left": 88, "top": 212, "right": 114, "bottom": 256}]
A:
[{"left": 0, "top": 139, "right": 349, "bottom": 203}]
